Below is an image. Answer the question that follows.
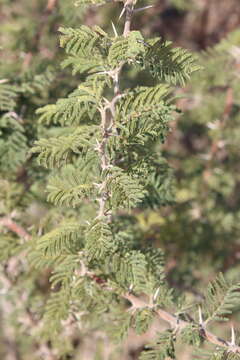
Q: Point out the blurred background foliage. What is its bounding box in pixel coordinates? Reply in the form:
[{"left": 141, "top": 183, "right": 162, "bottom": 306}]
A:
[{"left": 1, "top": 0, "right": 240, "bottom": 359}]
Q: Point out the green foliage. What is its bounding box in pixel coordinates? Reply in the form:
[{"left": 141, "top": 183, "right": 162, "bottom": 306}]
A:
[
  {"left": 36, "top": 80, "right": 104, "bottom": 126},
  {"left": 1, "top": 0, "right": 240, "bottom": 359},
  {"left": 133, "top": 307, "right": 154, "bottom": 335},
  {"left": 42, "top": 289, "right": 70, "bottom": 336},
  {"left": 0, "top": 112, "right": 28, "bottom": 171},
  {"left": 202, "top": 273, "right": 240, "bottom": 324},
  {"left": 0, "top": 82, "right": 18, "bottom": 111},
  {"left": 108, "top": 31, "right": 145, "bottom": 67},
  {"left": 106, "top": 166, "right": 146, "bottom": 210},
  {"left": 181, "top": 323, "right": 203, "bottom": 346},
  {"left": 36, "top": 221, "right": 84, "bottom": 257},
  {"left": 86, "top": 219, "right": 116, "bottom": 260},
  {"left": 138, "top": 39, "right": 201, "bottom": 85},
  {"left": 140, "top": 330, "right": 176, "bottom": 360},
  {"left": 60, "top": 25, "right": 109, "bottom": 75},
  {"left": 195, "top": 348, "right": 240, "bottom": 360},
  {"left": 47, "top": 166, "right": 95, "bottom": 207}
]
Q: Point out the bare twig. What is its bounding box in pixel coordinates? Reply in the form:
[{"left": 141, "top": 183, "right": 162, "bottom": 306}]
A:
[
  {"left": 123, "top": 0, "right": 134, "bottom": 37},
  {"left": 0, "top": 216, "right": 31, "bottom": 241}
]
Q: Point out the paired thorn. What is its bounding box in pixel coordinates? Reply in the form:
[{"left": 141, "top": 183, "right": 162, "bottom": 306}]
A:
[
  {"left": 153, "top": 287, "right": 160, "bottom": 302},
  {"left": 134, "top": 5, "right": 154, "bottom": 13},
  {"left": 119, "top": 3, "right": 153, "bottom": 21},
  {"left": 111, "top": 21, "right": 118, "bottom": 37},
  {"left": 118, "top": 6, "right": 126, "bottom": 20},
  {"left": 94, "top": 139, "right": 101, "bottom": 152},
  {"left": 231, "top": 324, "right": 236, "bottom": 346},
  {"left": 128, "top": 284, "right": 134, "bottom": 293},
  {"left": 198, "top": 306, "right": 204, "bottom": 326}
]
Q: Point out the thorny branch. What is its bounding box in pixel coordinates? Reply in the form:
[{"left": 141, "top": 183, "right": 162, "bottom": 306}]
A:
[
  {"left": 1, "top": 216, "right": 240, "bottom": 354},
  {"left": 2, "top": 1, "right": 239, "bottom": 357},
  {"left": 123, "top": 293, "right": 240, "bottom": 354},
  {"left": 123, "top": 0, "right": 135, "bottom": 37},
  {"left": 91, "top": 2, "right": 240, "bottom": 355},
  {"left": 96, "top": 0, "right": 134, "bottom": 219}
]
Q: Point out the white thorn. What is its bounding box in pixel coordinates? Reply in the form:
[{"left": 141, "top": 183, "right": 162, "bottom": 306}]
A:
[
  {"left": 0, "top": 79, "right": 9, "bottom": 84},
  {"left": 198, "top": 306, "right": 203, "bottom": 326},
  {"left": 231, "top": 324, "right": 236, "bottom": 346},
  {"left": 129, "top": 284, "right": 134, "bottom": 292},
  {"left": 103, "top": 97, "right": 110, "bottom": 105},
  {"left": 111, "top": 21, "right": 118, "bottom": 37},
  {"left": 153, "top": 287, "right": 160, "bottom": 302},
  {"left": 118, "top": 6, "right": 126, "bottom": 20},
  {"left": 94, "top": 139, "right": 101, "bottom": 151},
  {"left": 96, "top": 70, "right": 110, "bottom": 75},
  {"left": 134, "top": 5, "right": 154, "bottom": 13}
]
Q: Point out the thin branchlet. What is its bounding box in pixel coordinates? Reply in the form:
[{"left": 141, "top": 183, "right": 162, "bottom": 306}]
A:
[
  {"left": 96, "top": 2, "right": 135, "bottom": 219},
  {"left": 123, "top": 0, "right": 134, "bottom": 37},
  {"left": 2, "top": 217, "right": 240, "bottom": 354}
]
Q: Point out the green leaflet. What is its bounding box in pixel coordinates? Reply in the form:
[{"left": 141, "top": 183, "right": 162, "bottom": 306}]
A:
[
  {"left": 105, "top": 166, "right": 146, "bottom": 210},
  {"left": 47, "top": 166, "right": 95, "bottom": 207},
  {"left": 0, "top": 110, "right": 28, "bottom": 172},
  {"left": 139, "top": 38, "right": 201, "bottom": 85},
  {"left": 86, "top": 219, "right": 117, "bottom": 260},
  {"left": 133, "top": 307, "right": 154, "bottom": 335},
  {"left": 59, "top": 25, "right": 105, "bottom": 56},
  {"left": 114, "top": 85, "right": 173, "bottom": 148},
  {"left": 49, "top": 254, "right": 81, "bottom": 288},
  {"left": 202, "top": 273, "right": 240, "bottom": 324},
  {"left": 194, "top": 348, "right": 240, "bottom": 360},
  {"left": 19, "top": 67, "right": 55, "bottom": 95},
  {"left": 140, "top": 330, "right": 176, "bottom": 360},
  {"left": 36, "top": 79, "right": 105, "bottom": 125},
  {"left": 36, "top": 222, "right": 84, "bottom": 257},
  {"left": 60, "top": 25, "right": 109, "bottom": 74},
  {"left": 0, "top": 82, "right": 18, "bottom": 111},
  {"left": 31, "top": 125, "right": 99, "bottom": 168},
  {"left": 108, "top": 31, "right": 145, "bottom": 67},
  {"left": 42, "top": 289, "right": 70, "bottom": 337},
  {"left": 109, "top": 251, "right": 150, "bottom": 293}
]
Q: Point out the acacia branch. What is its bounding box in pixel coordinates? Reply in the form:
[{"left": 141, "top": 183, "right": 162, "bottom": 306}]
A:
[
  {"left": 77, "top": 261, "right": 240, "bottom": 354},
  {"left": 96, "top": 1, "right": 135, "bottom": 219},
  {"left": 2, "top": 216, "right": 239, "bottom": 354},
  {"left": 123, "top": 293, "right": 240, "bottom": 354},
  {"left": 123, "top": 0, "right": 134, "bottom": 37}
]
